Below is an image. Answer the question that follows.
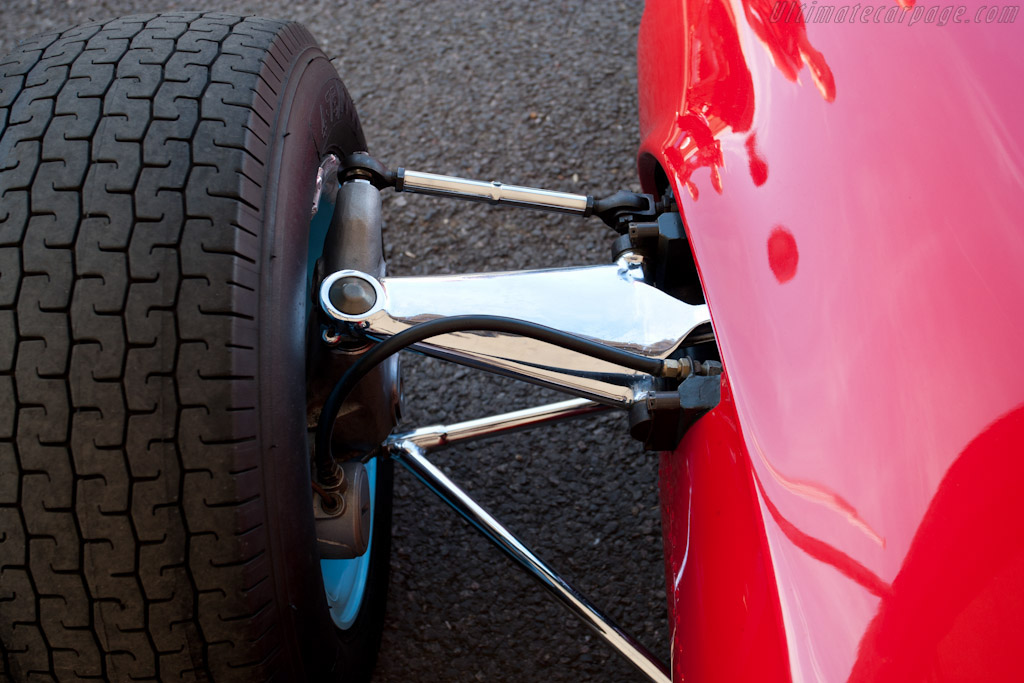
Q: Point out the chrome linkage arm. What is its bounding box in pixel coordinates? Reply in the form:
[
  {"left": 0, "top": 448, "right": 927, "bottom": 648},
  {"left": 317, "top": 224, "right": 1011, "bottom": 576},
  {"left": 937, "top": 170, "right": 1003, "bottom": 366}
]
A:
[
  {"left": 318, "top": 253, "right": 713, "bottom": 407},
  {"left": 389, "top": 397, "right": 610, "bottom": 450},
  {"left": 335, "top": 152, "right": 659, "bottom": 230},
  {"left": 396, "top": 168, "right": 592, "bottom": 215},
  {"left": 388, "top": 436, "right": 672, "bottom": 683}
]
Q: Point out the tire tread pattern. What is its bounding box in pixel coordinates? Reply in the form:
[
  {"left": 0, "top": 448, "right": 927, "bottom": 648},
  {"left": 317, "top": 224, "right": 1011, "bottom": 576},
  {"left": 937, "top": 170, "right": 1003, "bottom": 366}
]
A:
[{"left": 0, "top": 13, "right": 319, "bottom": 682}]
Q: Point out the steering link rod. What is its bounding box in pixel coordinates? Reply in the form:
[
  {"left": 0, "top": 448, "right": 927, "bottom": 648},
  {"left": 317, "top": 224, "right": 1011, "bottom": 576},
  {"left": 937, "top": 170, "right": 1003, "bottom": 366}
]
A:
[
  {"left": 338, "top": 152, "right": 656, "bottom": 230},
  {"left": 396, "top": 168, "right": 590, "bottom": 214}
]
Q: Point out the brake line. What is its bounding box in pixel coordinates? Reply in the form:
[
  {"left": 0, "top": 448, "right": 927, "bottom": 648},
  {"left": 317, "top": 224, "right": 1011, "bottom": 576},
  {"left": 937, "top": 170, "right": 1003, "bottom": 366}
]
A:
[{"left": 313, "top": 315, "right": 672, "bottom": 489}]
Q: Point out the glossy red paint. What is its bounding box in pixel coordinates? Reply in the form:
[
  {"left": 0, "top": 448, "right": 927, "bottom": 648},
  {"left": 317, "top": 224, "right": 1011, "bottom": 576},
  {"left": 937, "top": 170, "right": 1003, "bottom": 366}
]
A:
[
  {"left": 639, "top": 1, "right": 1024, "bottom": 680},
  {"left": 659, "top": 376, "right": 790, "bottom": 682}
]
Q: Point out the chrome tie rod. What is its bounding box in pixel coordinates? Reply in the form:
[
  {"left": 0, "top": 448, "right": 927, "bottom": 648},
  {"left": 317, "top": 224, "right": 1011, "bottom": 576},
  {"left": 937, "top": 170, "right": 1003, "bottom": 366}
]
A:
[
  {"left": 334, "top": 151, "right": 659, "bottom": 229},
  {"left": 395, "top": 168, "right": 593, "bottom": 214}
]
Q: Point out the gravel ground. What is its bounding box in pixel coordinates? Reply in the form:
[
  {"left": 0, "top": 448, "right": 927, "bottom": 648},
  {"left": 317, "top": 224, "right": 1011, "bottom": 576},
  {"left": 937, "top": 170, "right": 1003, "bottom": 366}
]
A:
[{"left": 0, "top": 2, "right": 667, "bottom": 681}]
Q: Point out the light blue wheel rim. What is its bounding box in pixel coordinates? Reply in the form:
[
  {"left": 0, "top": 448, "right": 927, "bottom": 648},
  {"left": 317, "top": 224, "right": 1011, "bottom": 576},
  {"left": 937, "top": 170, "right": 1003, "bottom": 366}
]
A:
[
  {"left": 309, "top": 182, "right": 376, "bottom": 630},
  {"left": 320, "top": 457, "right": 377, "bottom": 630}
]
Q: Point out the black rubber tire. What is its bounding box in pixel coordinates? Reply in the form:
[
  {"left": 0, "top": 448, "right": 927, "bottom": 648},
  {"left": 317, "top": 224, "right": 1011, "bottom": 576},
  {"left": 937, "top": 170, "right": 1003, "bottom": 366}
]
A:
[{"left": 0, "top": 13, "right": 390, "bottom": 682}]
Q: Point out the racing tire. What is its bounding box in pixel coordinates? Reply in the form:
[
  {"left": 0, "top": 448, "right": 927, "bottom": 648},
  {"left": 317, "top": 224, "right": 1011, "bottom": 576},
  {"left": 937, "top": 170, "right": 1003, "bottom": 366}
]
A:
[{"left": 0, "top": 13, "right": 391, "bottom": 682}]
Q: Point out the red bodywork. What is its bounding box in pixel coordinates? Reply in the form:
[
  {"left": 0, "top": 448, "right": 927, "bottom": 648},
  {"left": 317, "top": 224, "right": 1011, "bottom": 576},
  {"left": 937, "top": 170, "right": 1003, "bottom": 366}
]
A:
[{"left": 637, "top": 1, "right": 1024, "bottom": 680}]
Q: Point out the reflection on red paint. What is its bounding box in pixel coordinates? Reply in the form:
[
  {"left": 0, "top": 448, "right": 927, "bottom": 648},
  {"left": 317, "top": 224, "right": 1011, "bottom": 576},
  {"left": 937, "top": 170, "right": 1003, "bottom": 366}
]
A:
[
  {"left": 686, "top": 0, "right": 755, "bottom": 134},
  {"left": 658, "top": 0, "right": 837, "bottom": 197},
  {"left": 665, "top": 112, "right": 725, "bottom": 200},
  {"left": 767, "top": 226, "right": 798, "bottom": 283},
  {"left": 746, "top": 407, "right": 1024, "bottom": 681},
  {"left": 662, "top": 0, "right": 755, "bottom": 198},
  {"left": 746, "top": 133, "right": 769, "bottom": 186},
  {"left": 849, "top": 406, "right": 1024, "bottom": 681},
  {"left": 750, "top": 431, "right": 884, "bottom": 546},
  {"left": 754, "top": 470, "right": 891, "bottom": 598},
  {"left": 743, "top": 1, "right": 837, "bottom": 102}
]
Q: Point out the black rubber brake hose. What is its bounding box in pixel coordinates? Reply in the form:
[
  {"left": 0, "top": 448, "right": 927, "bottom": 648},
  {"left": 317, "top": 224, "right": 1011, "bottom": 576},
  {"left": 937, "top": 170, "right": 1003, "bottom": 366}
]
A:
[{"left": 314, "top": 315, "right": 667, "bottom": 485}]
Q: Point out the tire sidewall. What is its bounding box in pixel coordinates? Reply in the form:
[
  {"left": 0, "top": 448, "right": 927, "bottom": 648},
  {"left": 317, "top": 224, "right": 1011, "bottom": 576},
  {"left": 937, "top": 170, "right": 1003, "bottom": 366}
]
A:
[{"left": 256, "top": 45, "right": 385, "bottom": 680}]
